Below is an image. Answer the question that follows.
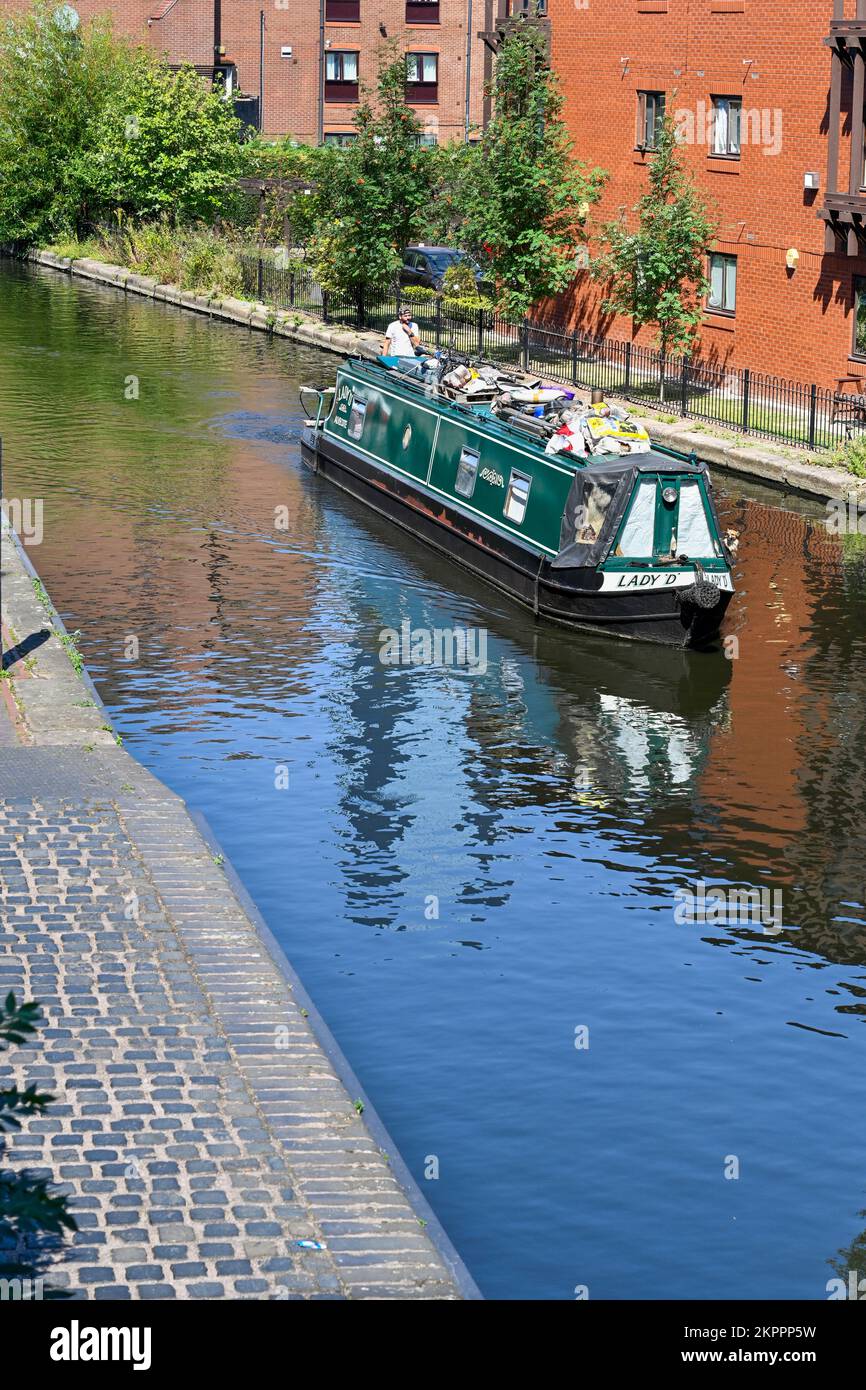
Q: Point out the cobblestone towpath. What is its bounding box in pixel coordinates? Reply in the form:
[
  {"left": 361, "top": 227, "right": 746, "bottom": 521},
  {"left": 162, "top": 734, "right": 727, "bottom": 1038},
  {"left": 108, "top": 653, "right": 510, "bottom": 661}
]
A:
[{"left": 0, "top": 519, "right": 476, "bottom": 1300}]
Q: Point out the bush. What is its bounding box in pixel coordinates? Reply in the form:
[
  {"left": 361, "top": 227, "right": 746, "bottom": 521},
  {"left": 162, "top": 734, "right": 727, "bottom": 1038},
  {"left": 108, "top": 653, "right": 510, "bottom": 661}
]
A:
[
  {"left": 49, "top": 216, "right": 244, "bottom": 297},
  {"left": 832, "top": 433, "right": 866, "bottom": 477},
  {"left": 440, "top": 258, "right": 482, "bottom": 303}
]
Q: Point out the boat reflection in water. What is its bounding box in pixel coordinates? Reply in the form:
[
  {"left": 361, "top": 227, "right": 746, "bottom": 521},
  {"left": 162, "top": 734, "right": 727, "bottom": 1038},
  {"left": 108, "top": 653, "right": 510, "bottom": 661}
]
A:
[{"left": 311, "top": 482, "right": 733, "bottom": 937}]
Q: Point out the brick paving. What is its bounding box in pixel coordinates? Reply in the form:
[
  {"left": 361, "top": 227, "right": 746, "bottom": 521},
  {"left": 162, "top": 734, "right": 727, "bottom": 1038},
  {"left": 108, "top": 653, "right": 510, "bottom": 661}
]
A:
[{"left": 1, "top": 525, "right": 474, "bottom": 1300}]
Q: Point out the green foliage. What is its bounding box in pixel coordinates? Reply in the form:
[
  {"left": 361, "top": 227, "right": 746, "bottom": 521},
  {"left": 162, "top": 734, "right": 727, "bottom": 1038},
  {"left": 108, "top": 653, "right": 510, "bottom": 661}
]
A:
[
  {"left": 49, "top": 216, "right": 244, "bottom": 296},
  {"left": 440, "top": 258, "right": 481, "bottom": 303},
  {"left": 238, "top": 138, "right": 341, "bottom": 247},
  {"left": 832, "top": 432, "right": 866, "bottom": 477},
  {"left": 0, "top": 2, "right": 243, "bottom": 245},
  {"left": 0, "top": 994, "right": 77, "bottom": 1279},
  {"left": 308, "top": 45, "right": 433, "bottom": 293},
  {"left": 419, "top": 142, "right": 482, "bottom": 246},
  {"left": 592, "top": 114, "right": 717, "bottom": 362},
  {"left": 0, "top": 5, "right": 135, "bottom": 243},
  {"left": 457, "top": 22, "right": 606, "bottom": 318},
  {"left": 81, "top": 61, "right": 243, "bottom": 224}
]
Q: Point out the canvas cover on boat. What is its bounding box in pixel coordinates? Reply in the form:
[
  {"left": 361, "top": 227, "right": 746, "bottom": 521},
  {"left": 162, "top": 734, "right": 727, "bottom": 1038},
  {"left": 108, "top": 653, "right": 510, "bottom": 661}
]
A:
[{"left": 552, "top": 457, "right": 710, "bottom": 570}]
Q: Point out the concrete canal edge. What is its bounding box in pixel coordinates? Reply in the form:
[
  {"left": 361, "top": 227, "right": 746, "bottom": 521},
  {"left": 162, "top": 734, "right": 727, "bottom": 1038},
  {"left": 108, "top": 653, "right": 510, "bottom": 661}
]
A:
[
  {"left": 0, "top": 516, "right": 481, "bottom": 1300},
  {"left": 25, "top": 247, "right": 866, "bottom": 508}
]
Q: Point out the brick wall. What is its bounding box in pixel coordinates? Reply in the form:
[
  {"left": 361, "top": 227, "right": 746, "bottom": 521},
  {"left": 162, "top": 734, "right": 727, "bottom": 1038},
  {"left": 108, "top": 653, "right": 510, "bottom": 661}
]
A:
[{"left": 548, "top": 0, "right": 866, "bottom": 390}]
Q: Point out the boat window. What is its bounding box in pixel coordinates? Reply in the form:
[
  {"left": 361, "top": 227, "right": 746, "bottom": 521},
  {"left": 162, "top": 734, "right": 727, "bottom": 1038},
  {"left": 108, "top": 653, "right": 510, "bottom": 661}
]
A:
[
  {"left": 676, "top": 479, "right": 718, "bottom": 557},
  {"left": 504, "top": 469, "right": 531, "bottom": 524},
  {"left": 617, "top": 478, "right": 657, "bottom": 557},
  {"left": 347, "top": 395, "right": 367, "bottom": 440},
  {"left": 455, "top": 446, "right": 480, "bottom": 498}
]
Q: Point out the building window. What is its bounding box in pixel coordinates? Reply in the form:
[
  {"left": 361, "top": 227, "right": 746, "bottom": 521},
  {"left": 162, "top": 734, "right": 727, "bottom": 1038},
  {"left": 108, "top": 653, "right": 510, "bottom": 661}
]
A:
[
  {"left": 707, "top": 253, "right": 737, "bottom": 315},
  {"left": 455, "top": 447, "right": 480, "bottom": 499},
  {"left": 325, "top": 50, "right": 359, "bottom": 103},
  {"left": 325, "top": 0, "right": 360, "bottom": 19},
  {"left": 507, "top": 1, "right": 548, "bottom": 13},
  {"left": 406, "top": 52, "right": 438, "bottom": 103},
  {"left": 414, "top": 131, "right": 438, "bottom": 147},
  {"left": 637, "top": 91, "right": 665, "bottom": 150},
  {"left": 711, "top": 96, "right": 741, "bottom": 157},
  {"left": 406, "top": 0, "right": 440, "bottom": 21},
  {"left": 853, "top": 278, "right": 866, "bottom": 358},
  {"left": 504, "top": 470, "right": 531, "bottom": 525},
  {"left": 323, "top": 132, "right": 358, "bottom": 146}
]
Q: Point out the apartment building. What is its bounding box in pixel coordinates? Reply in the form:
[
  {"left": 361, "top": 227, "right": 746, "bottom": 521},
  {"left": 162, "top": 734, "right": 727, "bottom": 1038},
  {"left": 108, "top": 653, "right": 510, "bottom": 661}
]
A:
[{"left": 549, "top": 0, "right": 866, "bottom": 391}]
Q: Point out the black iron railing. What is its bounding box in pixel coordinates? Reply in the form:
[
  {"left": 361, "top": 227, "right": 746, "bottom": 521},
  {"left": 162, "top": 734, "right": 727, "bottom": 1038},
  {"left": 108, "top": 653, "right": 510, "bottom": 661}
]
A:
[{"left": 240, "top": 252, "right": 856, "bottom": 453}]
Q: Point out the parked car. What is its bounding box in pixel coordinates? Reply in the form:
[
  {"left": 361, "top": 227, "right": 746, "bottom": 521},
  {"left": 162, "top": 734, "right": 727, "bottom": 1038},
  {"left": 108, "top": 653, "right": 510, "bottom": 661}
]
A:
[{"left": 399, "top": 245, "right": 488, "bottom": 295}]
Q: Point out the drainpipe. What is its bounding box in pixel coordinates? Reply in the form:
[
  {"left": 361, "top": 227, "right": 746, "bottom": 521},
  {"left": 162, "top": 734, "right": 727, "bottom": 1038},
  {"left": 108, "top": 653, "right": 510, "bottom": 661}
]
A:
[
  {"left": 213, "top": 0, "right": 221, "bottom": 72},
  {"left": 318, "top": 0, "right": 325, "bottom": 145},
  {"left": 259, "top": 9, "right": 264, "bottom": 133},
  {"left": 464, "top": 0, "right": 473, "bottom": 142}
]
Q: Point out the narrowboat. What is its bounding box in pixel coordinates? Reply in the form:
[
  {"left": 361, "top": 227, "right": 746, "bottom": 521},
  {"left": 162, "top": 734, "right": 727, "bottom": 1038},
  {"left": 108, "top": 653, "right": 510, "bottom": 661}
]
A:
[{"left": 300, "top": 356, "right": 736, "bottom": 647}]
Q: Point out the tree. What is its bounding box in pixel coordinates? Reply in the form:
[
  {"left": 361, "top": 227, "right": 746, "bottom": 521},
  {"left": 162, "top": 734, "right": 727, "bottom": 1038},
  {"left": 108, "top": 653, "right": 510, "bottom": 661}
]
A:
[
  {"left": 0, "top": 994, "right": 77, "bottom": 1290},
  {"left": 419, "top": 141, "right": 482, "bottom": 247},
  {"left": 0, "top": 2, "right": 243, "bottom": 244},
  {"left": 591, "top": 113, "right": 718, "bottom": 398},
  {"left": 458, "top": 19, "right": 605, "bottom": 319},
  {"left": 308, "top": 45, "right": 434, "bottom": 295},
  {"left": 0, "top": 4, "right": 135, "bottom": 243},
  {"left": 81, "top": 61, "right": 243, "bottom": 225}
]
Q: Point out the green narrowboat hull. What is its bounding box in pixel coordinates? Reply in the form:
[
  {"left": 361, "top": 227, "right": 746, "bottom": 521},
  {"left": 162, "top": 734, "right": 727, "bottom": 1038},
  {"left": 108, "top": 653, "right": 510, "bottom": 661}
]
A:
[{"left": 301, "top": 358, "right": 734, "bottom": 648}]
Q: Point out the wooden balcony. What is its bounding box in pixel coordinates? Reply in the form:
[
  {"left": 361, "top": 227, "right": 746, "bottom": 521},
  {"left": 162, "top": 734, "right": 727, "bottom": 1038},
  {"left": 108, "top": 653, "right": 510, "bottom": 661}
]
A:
[
  {"left": 819, "top": 191, "right": 866, "bottom": 254},
  {"left": 821, "top": 4, "right": 866, "bottom": 252}
]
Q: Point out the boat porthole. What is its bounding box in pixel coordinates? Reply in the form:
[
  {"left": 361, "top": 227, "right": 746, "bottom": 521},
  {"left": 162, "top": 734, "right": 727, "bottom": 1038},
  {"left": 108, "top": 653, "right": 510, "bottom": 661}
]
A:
[{"left": 402, "top": 425, "right": 412, "bottom": 450}]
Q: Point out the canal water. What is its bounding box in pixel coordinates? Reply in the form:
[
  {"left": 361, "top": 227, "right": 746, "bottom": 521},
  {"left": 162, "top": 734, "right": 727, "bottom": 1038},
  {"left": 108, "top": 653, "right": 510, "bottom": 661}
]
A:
[{"left": 2, "top": 260, "right": 866, "bottom": 1300}]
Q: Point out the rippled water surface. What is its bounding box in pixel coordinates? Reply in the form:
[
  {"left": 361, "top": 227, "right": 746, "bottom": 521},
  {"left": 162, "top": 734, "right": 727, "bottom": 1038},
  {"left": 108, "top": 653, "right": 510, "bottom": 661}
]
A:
[{"left": 2, "top": 260, "right": 866, "bottom": 1299}]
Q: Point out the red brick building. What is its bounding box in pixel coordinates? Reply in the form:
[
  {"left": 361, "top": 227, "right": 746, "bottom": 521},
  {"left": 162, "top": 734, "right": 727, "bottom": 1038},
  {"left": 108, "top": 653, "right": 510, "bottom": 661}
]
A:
[
  {"left": 6, "top": 0, "right": 492, "bottom": 144},
  {"left": 548, "top": 0, "right": 866, "bottom": 391}
]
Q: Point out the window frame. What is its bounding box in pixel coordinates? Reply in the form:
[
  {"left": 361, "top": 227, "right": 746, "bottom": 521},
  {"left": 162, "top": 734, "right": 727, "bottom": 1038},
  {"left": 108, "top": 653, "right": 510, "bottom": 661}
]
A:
[
  {"left": 455, "top": 446, "right": 480, "bottom": 499},
  {"left": 504, "top": 469, "right": 532, "bottom": 525},
  {"left": 405, "top": 51, "right": 439, "bottom": 103},
  {"left": 637, "top": 90, "right": 665, "bottom": 151},
  {"left": 405, "top": 0, "right": 440, "bottom": 21},
  {"left": 323, "top": 131, "right": 358, "bottom": 147},
  {"left": 347, "top": 394, "right": 367, "bottom": 440},
  {"left": 710, "top": 95, "right": 742, "bottom": 159},
  {"left": 707, "top": 252, "right": 737, "bottom": 317},
  {"left": 324, "top": 49, "right": 360, "bottom": 102}
]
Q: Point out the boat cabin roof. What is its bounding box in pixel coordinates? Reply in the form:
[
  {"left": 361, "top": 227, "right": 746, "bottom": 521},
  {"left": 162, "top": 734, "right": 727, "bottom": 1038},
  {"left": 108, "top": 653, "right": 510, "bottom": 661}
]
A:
[{"left": 343, "top": 356, "right": 705, "bottom": 477}]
